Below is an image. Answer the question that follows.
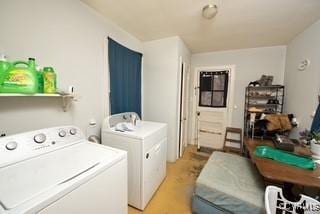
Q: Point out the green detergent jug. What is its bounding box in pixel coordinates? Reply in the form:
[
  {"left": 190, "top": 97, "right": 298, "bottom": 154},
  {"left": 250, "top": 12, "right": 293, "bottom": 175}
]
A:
[
  {"left": 0, "top": 58, "right": 38, "bottom": 94},
  {"left": 36, "top": 66, "right": 44, "bottom": 93},
  {"left": 0, "top": 54, "right": 12, "bottom": 85}
]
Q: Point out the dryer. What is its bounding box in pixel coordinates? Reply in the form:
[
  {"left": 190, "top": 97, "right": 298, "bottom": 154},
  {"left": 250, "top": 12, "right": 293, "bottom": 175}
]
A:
[{"left": 102, "top": 112, "right": 167, "bottom": 210}]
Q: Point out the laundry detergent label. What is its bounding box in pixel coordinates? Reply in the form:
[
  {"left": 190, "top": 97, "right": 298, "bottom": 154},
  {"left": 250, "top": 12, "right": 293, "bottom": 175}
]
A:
[{"left": 3, "top": 69, "right": 34, "bottom": 86}]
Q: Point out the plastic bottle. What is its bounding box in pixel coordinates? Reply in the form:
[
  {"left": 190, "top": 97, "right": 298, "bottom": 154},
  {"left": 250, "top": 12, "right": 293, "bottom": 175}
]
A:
[
  {"left": 0, "top": 54, "right": 11, "bottom": 72},
  {"left": 28, "top": 58, "right": 36, "bottom": 70},
  {"left": 43, "top": 67, "right": 56, "bottom": 94},
  {"left": 36, "top": 66, "right": 43, "bottom": 93},
  {"left": 28, "top": 58, "right": 39, "bottom": 93},
  {"left": 0, "top": 54, "right": 11, "bottom": 86},
  {"left": 0, "top": 57, "right": 38, "bottom": 94}
]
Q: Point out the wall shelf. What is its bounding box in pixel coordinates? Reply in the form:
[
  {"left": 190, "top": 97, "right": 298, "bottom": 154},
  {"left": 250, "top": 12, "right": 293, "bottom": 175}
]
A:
[{"left": 0, "top": 93, "right": 75, "bottom": 112}]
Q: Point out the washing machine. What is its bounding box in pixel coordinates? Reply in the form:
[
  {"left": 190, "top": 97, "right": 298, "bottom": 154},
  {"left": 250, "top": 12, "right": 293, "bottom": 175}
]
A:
[
  {"left": 0, "top": 126, "right": 127, "bottom": 214},
  {"left": 102, "top": 112, "right": 167, "bottom": 210}
]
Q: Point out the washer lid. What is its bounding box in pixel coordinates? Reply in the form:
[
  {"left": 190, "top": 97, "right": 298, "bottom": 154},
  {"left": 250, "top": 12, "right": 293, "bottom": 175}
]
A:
[{"left": 0, "top": 142, "right": 123, "bottom": 210}]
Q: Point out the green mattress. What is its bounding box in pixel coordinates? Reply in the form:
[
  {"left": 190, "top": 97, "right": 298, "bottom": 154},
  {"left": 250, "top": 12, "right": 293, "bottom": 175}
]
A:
[{"left": 194, "top": 152, "right": 265, "bottom": 214}]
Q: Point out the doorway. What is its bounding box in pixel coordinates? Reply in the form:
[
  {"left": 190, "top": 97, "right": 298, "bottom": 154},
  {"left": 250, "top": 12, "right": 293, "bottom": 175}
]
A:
[
  {"left": 192, "top": 66, "right": 235, "bottom": 150},
  {"left": 178, "top": 60, "right": 190, "bottom": 158}
]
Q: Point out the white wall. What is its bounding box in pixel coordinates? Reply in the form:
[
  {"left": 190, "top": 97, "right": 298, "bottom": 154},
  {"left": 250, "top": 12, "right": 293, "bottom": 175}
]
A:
[
  {"left": 143, "top": 37, "right": 191, "bottom": 162},
  {"left": 0, "top": 0, "right": 142, "bottom": 136},
  {"left": 190, "top": 46, "right": 287, "bottom": 143},
  {"left": 284, "top": 20, "right": 320, "bottom": 138},
  {"left": 178, "top": 39, "right": 192, "bottom": 66}
]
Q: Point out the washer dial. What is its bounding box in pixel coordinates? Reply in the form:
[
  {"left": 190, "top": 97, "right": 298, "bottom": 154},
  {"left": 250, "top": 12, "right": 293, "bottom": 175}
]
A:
[
  {"left": 6, "top": 141, "right": 18, "bottom": 150},
  {"left": 34, "top": 133, "right": 46, "bottom": 144},
  {"left": 59, "top": 130, "right": 67, "bottom": 137},
  {"left": 69, "top": 128, "right": 77, "bottom": 135}
]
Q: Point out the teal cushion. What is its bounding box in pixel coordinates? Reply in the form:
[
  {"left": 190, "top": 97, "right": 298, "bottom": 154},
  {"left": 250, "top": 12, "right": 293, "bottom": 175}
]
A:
[{"left": 195, "top": 152, "right": 265, "bottom": 214}]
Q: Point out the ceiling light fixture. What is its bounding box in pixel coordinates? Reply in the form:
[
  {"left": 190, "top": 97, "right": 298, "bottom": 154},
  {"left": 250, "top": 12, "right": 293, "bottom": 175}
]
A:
[{"left": 202, "top": 4, "right": 218, "bottom": 19}]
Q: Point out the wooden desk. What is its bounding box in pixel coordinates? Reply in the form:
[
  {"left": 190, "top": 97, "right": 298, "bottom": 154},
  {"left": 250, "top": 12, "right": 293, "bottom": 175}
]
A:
[{"left": 244, "top": 138, "right": 320, "bottom": 188}]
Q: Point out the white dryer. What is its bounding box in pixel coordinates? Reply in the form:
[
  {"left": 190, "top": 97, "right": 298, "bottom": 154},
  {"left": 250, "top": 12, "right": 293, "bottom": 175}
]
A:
[
  {"left": 102, "top": 112, "right": 167, "bottom": 210},
  {"left": 0, "top": 126, "right": 127, "bottom": 214}
]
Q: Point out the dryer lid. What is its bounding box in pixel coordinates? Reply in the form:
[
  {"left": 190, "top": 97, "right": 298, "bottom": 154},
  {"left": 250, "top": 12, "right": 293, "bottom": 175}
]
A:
[
  {"left": 0, "top": 142, "right": 122, "bottom": 210},
  {"left": 107, "top": 121, "right": 167, "bottom": 140}
]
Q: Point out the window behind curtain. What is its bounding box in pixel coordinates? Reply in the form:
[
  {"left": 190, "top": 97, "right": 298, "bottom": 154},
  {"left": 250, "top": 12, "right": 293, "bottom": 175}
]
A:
[
  {"left": 108, "top": 38, "right": 143, "bottom": 117},
  {"left": 199, "top": 71, "right": 229, "bottom": 108}
]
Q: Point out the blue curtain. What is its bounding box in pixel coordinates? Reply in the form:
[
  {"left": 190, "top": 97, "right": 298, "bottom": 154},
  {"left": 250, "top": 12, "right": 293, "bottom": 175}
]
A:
[
  {"left": 311, "top": 104, "right": 320, "bottom": 133},
  {"left": 108, "top": 38, "right": 142, "bottom": 117}
]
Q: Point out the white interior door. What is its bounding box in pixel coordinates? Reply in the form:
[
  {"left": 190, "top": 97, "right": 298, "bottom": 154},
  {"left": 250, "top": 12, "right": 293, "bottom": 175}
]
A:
[
  {"left": 178, "top": 62, "right": 189, "bottom": 157},
  {"left": 195, "top": 67, "right": 234, "bottom": 150}
]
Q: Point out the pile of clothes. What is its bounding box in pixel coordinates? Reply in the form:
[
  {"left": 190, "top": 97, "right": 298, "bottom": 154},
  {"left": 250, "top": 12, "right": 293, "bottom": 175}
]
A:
[
  {"left": 248, "top": 75, "right": 274, "bottom": 87},
  {"left": 254, "top": 114, "right": 296, "bottom": 138}
]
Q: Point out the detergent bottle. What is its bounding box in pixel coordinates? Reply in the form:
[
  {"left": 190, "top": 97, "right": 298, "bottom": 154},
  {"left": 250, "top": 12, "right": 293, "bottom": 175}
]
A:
[
  {"left": 36, "top": 66, "right": 44, "bottom": 93},
  {"left": 43, "top": 67, "right": 56, "bottom": 94},
  {"left": 0, "top": 54, "right": 11, "bottom": 73},
  {"left": 0, "top": 54, "right": 11, "bottom": 86},
  {"left": 0, "top": 58, "right": 38, "bottom": 94}
]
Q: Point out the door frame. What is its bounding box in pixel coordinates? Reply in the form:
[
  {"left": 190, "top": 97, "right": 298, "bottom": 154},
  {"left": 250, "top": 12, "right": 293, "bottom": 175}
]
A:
[
  {"left": 183, "top": 63, "right": 190, "bottom": 153},
  {"left": 178, "top": 61, "right": 185, "bottom": 157},
  {"left": 190, "top": 65, "right": 236, "bottom": 145},
  {"left": 177, "top": 57, "right": 190, "bottom": 158}
]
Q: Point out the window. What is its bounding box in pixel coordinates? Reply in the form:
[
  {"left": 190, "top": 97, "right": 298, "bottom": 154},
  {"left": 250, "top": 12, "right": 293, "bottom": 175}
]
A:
[
  {"left": 108, "top": 37, "right": 143, "bottom": 117},
  {"left": 199, "top": 71, "right": 229, "bottom": 108}
]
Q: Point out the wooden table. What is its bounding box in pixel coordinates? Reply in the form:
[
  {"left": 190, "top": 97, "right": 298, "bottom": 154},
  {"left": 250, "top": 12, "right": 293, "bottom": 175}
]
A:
[{"left": 244, "top": 138, "right": 320, "bottom": 189}]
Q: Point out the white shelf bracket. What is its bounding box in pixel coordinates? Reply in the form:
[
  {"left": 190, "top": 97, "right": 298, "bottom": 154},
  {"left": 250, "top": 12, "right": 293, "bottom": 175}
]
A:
[{"left": 62, "top": 95, "right": 74, "bottom": 112}]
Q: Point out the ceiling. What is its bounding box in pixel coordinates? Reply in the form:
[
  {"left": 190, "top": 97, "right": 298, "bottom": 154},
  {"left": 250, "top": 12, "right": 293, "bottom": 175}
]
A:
[{"left": 82, "top": 0, "right": 320, "bottom": 53}]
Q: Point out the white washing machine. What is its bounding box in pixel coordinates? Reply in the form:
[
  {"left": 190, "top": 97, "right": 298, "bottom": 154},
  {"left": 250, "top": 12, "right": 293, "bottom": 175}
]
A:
[
  {"left": 0, "top": 126, "right": 127, "bottom": 214},
  {"left": 101, "top": 112, "right": 167, "bottom": 210}
]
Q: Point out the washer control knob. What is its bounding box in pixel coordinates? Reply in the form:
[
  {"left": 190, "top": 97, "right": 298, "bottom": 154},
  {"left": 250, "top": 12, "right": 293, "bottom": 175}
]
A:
[
  {"left": 69, "top": 128, "right": 77, "bottom": 135},
  {"left": 34, "top": 133, "right": 46, "bottom": 144},
  {"left": 58, "top": 130, "right": 67, "bottom": 137},
  {"left": 6, "top": 141, "right": 18, "bottom": 150}
]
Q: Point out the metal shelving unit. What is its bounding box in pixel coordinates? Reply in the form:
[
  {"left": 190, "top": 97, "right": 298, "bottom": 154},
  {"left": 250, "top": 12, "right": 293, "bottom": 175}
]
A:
[{"left": 244, "top": 85, "right": 285, "bottom": 137}]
